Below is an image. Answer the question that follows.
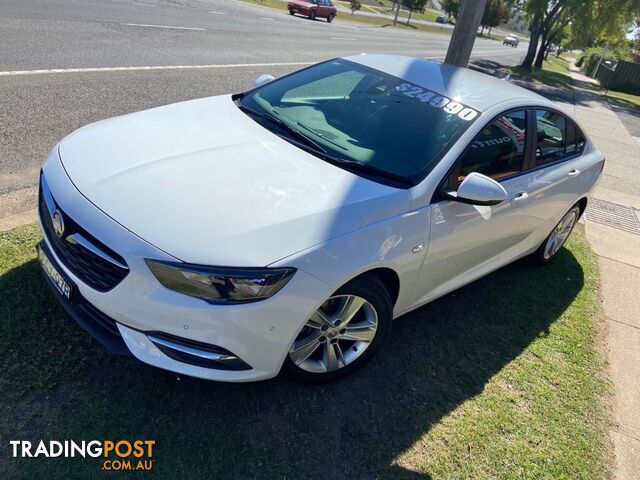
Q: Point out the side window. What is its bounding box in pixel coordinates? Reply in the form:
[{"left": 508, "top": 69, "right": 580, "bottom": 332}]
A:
[
  {"left": 452, "top": 110, "right": 528, "bottom": 186},
  {"left": 535, "top": 109, "right": 567, "bottom": 165}
]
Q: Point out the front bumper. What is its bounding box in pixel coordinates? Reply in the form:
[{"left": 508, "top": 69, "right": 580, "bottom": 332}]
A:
[{"left": 38, "top": 149, "right": 333, "bottom": 382}]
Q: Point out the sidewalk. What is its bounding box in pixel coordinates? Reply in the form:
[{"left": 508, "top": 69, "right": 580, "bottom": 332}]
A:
[{"left": 529, "top": 65, "right": 640, "bottom": 479}]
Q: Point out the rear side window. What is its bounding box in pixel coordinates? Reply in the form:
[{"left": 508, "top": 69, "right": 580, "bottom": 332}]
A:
[
  {"left": 535, "top": 109, "right": 584, "bottom": 165},
  {"left": 453, "top": 109, "right": 528, "bottom": 186}
]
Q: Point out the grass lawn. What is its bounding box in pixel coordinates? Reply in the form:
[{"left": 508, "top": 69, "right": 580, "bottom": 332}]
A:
[
  {"left": 503, "top": 56, "right": 640, "bottom": 113},
  {"left": 504, "top": 56, "right": 575, "bottom": 89},
  {"left": 0, "top": 223, "right": 611, "bottom": 478},
  {"left": 602, "top": 89, "right": 640, "bottom": 110}
]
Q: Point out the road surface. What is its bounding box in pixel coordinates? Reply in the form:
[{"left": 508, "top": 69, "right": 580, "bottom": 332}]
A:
[{"left": 0, "top": 0, "right": 527, "bottom": 219}]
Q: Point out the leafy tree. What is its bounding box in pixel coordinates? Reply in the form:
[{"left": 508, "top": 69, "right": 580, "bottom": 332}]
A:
[
  {"left": 349, "top": 0, "right": 361, "bottom": 13},
  {"left": 480, "top": 0, "right": 510, "bottom": 36},
  {"left": 441, "top": 0, "right": 460, "bottom": 20},
  {"left": 521, "top": 0, "right": 640, "bottom": 71},
  {"left": 406, "top": 0, "right": 428, "bottom": 25}
]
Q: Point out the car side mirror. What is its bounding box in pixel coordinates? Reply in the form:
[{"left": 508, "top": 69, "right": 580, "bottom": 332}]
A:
[
  {"left": 254, "top": 74, "right": 275, "bottom": 88},
  {"left": 443, "top": 172, "right": 508, "bottom": 206}
]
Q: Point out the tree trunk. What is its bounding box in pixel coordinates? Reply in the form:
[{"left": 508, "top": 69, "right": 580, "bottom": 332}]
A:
[
  {"left": 444, "top": 0, "right": 488, "bottom": 67},
  {"left": 521, "top": 2, "right": 546, "bottom": 71},
  {"left": 480, "top": 25, "right": 485, "bottom": 36},
  {"left": 393, "top": 0, "right": 401, "bottom": 25},
  {"left": 407, "top": 8, "right": 413, "bottom": 25},
  {"left": 488, "top": 26, "right": 492, "bottom": 37},
  {"left": 534, "top": 31, "right": 548, "bottom": 68},
  {"left": 535, "top": 27, "right": 559, "bottom": 68},
  {"left": 522, "top": 27, "right": 540, "bottom": 70}
]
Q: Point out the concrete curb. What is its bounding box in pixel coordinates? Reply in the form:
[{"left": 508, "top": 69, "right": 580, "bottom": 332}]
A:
[{"left": 0, "top": 208, "right": 38, "bottom": 233}]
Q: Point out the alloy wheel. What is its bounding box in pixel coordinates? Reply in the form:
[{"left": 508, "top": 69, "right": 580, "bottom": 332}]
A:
[
  {"left": 288, "top": 294, "right": 378, "bottom": 373},
  {"left": 543, "top": 209, "right": 578, "bottom": 260}
]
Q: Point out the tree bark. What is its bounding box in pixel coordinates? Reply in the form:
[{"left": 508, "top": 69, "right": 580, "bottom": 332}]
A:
[
  {"left": 521, "top": 10, "right": 541, "bottom": 70},
  {"left": 444, "top": 0, "right": 488, "bottom": 67},
  {"left": 534, "top": 16, "right": 561, "bottom": 68},
  {"left": 534, "top": 31, "right": 548, "bottom": 68}
]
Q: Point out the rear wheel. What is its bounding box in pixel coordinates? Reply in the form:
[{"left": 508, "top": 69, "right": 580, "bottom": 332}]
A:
[
  {"left": 530, "top": 205, "right": 580, "bottom": 265},
  {"left": 289, "top": 9, "right": 295, "bottom": 15},
  {"left": 283, "top": 276, "right": 392, "bottom": 383},
  {"left": 309, "top": 10, "right": 316, "bottom": 20},
  {"left": 327, "top": 13, "right": 335, "bottom": 22}
]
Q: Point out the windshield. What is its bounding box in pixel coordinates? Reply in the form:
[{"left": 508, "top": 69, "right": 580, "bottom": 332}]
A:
[{"left": 238, "top": 59, "right": 480, "bottom": 186}]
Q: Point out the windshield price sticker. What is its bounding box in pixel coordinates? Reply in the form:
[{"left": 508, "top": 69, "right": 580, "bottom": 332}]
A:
[{"left": 394, "top": 83, "right": 479, "bottom": 121}]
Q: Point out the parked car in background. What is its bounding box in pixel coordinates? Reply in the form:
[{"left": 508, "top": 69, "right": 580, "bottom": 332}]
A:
[
  {"left": 288, "top": 0, "right": 337, "bottom": 22},
  {"left": 503, "top": 35, "right": 520, "bottom": 47},
  {"left": 435, "top": 15, "right": 446, "bottom": 24},
  {"left": 37, "top": 55, "right": 603, "bottom": 384}
]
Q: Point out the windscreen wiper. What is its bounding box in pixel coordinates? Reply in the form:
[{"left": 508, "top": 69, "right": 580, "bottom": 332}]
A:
[
  {"left": 322, "top": 156, "right": 414, "bottom": 187},
  {"left": 237, "top": 104, "right": 328, "bottom": 155},
  {"left": 238, "top": 104, "right": 413, "bottom": 188}
]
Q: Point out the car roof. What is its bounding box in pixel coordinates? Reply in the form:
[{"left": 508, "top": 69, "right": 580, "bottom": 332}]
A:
[{"left": 342, "top": 54, "right": 548, "bottom": 112}]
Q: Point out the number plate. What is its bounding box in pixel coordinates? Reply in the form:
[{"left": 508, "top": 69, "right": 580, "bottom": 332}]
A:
[{"left": 37, "top": 243, "right": 74, "bottom": 300}]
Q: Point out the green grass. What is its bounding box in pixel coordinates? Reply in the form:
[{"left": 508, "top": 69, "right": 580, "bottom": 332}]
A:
[
  {"left": 504, "top": 57, "right": 575, "bottom": 89},
  {"left": 542, "top": 56, "right": 572, "bottom": 74},
  {"left": 602, "top": 89, "right": 640, "bottom": 110},
  {"left": 0, "top": 224, "right": 611, "bottom": 478}
]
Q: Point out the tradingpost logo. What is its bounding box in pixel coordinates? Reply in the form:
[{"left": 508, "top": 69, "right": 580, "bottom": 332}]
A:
[{"left": 9, "top": 440, "right": 156, "bottom": 472}]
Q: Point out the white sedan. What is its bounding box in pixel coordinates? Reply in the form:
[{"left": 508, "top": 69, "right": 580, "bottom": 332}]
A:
[{"left": 37, "top": 54, "right": 604, "bottom": 383}]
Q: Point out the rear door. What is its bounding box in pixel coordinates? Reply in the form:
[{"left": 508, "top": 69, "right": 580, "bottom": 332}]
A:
[
  {"left": 516, "top": 108, "right": 589, "bottom": 246},
  {"left": 411, "top": 109, "right": 534, "bottom": 305}
]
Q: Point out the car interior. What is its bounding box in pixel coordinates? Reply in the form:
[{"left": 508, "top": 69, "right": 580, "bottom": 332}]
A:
[{"left": 255, "top": 68, "right": 471, "bottom": 182}]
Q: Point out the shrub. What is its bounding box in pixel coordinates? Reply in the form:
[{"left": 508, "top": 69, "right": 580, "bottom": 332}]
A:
[{"left": 578, "top": 46, "right": 632, "bottom": 75}]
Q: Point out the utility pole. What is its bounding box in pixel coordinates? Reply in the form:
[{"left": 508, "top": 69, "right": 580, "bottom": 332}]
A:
[{"left": 444, "top": 0, "right": 487, "bottom": 67}]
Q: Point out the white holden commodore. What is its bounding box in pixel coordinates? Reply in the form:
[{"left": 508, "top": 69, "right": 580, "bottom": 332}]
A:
[{"left": 37, "top": 55, "right": 604, "bottom": 383}]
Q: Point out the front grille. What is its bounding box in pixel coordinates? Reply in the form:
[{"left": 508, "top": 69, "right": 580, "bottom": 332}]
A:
[{"left": 38, "top": 175, "right": 129, "bottom": 291}]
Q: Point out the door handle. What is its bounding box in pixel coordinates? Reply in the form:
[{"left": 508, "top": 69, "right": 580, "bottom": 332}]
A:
[
  {"left": 568, "top": 169, "right": 581, "bottom": 177},
  {"left": 511, "top": 192, "right": 529, "bottom": 204}
]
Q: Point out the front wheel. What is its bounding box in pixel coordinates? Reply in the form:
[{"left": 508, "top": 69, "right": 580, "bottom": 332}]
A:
[
  {"left": 289, "top": 10, "right": 295, "bottom": 15},
  {"left": 283, "top": 276, "right": 392, "bottom": 383},
  {"left": 530, "top": 205, "right": 580, "bottom": 265},
  {"left": 327, "top": 13, "right": 335, "bottom": 22},
  {"left": 309, "top": 10, "right": 316, "bottom": 20}
]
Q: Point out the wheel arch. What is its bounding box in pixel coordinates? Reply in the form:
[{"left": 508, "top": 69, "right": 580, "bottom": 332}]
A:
[
  {"left": 576, "top": 197, "right": 588, "bottom": 219},
  {"left": 347, "top": 267, "right": 400, "bottom": 308}
]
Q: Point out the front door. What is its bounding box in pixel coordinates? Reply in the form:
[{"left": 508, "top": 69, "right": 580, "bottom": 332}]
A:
[{"left": 412, "top": 109, "right": 533, "bottom": 305}]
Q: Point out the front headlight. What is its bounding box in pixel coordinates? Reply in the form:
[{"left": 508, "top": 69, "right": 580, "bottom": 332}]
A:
[{"left": 145, "top": 259, "right": 296, "bottom": 304}]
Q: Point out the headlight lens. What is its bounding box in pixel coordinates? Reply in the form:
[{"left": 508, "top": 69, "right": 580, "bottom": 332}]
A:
[{"left": 145, "top": 259, "right": 296, "bottom": 304}]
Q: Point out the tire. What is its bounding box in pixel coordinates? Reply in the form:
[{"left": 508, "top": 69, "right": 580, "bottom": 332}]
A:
[
  {"left": 327, "top": 13, "right": 334, "bottom": 23},
  {"left": 309, "top": 10, "right": 316, "bottom": 20},
  {"left": 529, "top": 205, "right": 580, "bottom": 266},
  {"left": 289, "top": 10, "right": 295, "bottom": 15},
  {"left": 283, "top": 275, "right": 393, "bottom": 383}
]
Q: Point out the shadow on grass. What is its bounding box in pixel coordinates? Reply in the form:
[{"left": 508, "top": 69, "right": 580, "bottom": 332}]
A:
[{"left": 0, "top": 242, "right": 585, "bottom": 479}]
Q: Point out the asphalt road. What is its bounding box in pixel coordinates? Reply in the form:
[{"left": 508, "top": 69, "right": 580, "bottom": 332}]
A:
[{"left": 0, "top": 0, "right": 527, "bottom": 218}]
